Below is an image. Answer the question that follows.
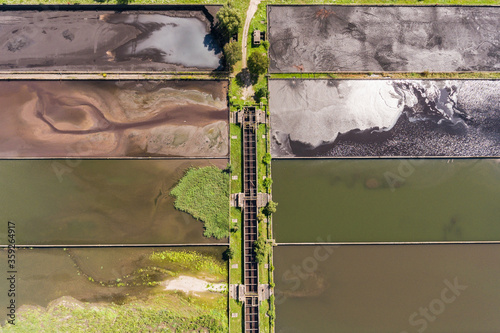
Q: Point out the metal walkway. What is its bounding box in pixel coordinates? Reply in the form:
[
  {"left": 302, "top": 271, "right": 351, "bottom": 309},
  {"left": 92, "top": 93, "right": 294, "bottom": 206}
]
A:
[{"left": 242, "top": 107, "right": 259, "bottom": 332}]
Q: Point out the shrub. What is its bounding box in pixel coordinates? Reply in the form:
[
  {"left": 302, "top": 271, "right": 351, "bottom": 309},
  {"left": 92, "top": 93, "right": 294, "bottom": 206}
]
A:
[
  {"left": 170, "top": 167, "right": 229, "bottom": 239},
  {"left": 254, "top": 237, "right": 271, "bottom": 263},
  {"left": 263, "top": 177, "right": 273, "bottom": 190},
  {"left": 223, "top": 248, "right": 234, "bottom": 261},
  {"left": 255, "top": 87, "right": 269, "bottom": 103},
  {"left": 264, "top": 200, "right": 278, "bottom": 216},
  {"left": 262, "top": 153, "right": 271, "bottom": 165},
  {"left": 257, "top": 212, "right": 266, "bottom": 223}
]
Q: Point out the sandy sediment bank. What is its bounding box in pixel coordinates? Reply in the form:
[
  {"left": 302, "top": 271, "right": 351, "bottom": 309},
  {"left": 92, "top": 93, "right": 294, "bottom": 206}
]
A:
[{"left": 0, "top": 80, "right": 229, "bottom": 158}]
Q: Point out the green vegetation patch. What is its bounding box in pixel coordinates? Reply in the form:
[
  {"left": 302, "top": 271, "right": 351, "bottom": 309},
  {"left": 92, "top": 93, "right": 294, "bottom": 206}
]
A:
[
  {"left": 171, "top": 166, "right": 229, "bottom": 239},
  {"left": 150, "top": 249, "right": 227, "bottom": 279},
  {"left": 230, "top": 124, "right": 243, "bottom": 193}
]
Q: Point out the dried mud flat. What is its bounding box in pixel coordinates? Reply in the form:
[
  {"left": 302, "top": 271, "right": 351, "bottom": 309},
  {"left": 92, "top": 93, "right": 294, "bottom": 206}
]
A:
[
  {"left": 0, "top": 9, "right": 222, "bottom": 71},
  {"left": 269, "top": 6, "right": 500, "bottom": 72},
  {"left": 0, "top": 80, "right": 229, "bottom": 158},
  {"left": 270, "top": 79, "right": 500, "bottom": 157}
]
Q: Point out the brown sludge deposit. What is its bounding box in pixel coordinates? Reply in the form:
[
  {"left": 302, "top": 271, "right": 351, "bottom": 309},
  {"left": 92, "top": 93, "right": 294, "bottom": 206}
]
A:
[{"left": 0, "top": 80, "right": 229, "bottom": 158}]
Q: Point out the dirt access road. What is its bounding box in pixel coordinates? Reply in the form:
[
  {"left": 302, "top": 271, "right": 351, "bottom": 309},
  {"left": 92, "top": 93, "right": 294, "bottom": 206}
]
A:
[{"left": 241, "top": 0, "right": 262, "bottom": 100}]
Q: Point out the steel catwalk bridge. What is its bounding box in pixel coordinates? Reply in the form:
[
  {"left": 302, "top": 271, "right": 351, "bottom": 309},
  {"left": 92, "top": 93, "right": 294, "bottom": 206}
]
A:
[{"left": 242, "top": 107, "right": 259, "bottom": 332}]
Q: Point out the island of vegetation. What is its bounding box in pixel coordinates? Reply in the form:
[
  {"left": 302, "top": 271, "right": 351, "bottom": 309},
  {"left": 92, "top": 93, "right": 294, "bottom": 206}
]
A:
[{"left": 171, "top": 166, "right": 230, "bottom": 239}]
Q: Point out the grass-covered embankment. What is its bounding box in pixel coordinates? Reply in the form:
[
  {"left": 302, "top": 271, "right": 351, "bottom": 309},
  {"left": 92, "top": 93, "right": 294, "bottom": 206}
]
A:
[
  {"left": 4, "top": 295, "right": 228, "bottom": 333},
  {"left": 271, "top": 72, "right": 500, "bottom": 79},
  {"left": 171, "top": 166, "right": 230, "bottom": 239}
]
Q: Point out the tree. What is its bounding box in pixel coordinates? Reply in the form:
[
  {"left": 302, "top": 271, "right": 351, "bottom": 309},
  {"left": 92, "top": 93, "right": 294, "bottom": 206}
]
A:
[
  {"left": 263, "top": 177, "right": 273, "bottom": 190},
  {"left": 217, "top": 5, "right": 241, "bottom": 37},
  {"left": 223, "top": 248, "right": 234, "bottom": 261},
  {"left": 255, "top": 87, "right": 269, "bottom": 103},
  {"left": 224, "top": 163, "right": 233, "bottom": 174},
  {"left": 254, "top": 237, "right": 270, "bottom": 263},
  {"left": 264, "top": 200, "right": 278, "bottom": 216},
  {"left": 262, "top": 152, "right": 271, "bottom": 165},
  {"left": 223, "top": 41, "right": 242, "bottom": 70},
  {"left": 248, "top": 52, "right": 269, "bottom": 76}
]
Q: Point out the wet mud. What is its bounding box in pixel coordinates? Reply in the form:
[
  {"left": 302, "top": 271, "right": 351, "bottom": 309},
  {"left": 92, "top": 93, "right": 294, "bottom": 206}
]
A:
[
  {"left": 270, "top": 79, "right": 500, "bottom": 157},
  {"left": 0, "top": 80, "right": 228, "bottom": 158},
  {"left": 0, "top": 8, "right": 222, "bottom": 71},
  {"left": 269, "top": 6, "right": 500, "bottom": 72}
]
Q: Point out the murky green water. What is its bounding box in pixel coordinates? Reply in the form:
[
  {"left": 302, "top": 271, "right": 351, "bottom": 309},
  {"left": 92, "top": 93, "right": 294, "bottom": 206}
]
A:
[
  {"left": 273, "top": 159, "right": 500, "bottom": 243},
  {"left": 0, "top": 246, "right": 226, "bottom": 323},
  {"left": 0, "top": 159, "right": 227, "bottom": 245},
  {"left": 275, "top": 244, "right": 500, "bottom": 333}
]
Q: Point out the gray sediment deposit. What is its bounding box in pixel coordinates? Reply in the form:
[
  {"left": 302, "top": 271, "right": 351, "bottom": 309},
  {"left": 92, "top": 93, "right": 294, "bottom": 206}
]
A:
[
  {"left": 0, "top": 9, "right": 222, "bottom": 71},
  {"left": 270, "top": 79, "right": 500, "bottom": 157},
  {"left": 0, "top": 80, "right": 229, "bottom": 158},
  {"left": 268, "top": 6, "right": 500, "bottom": 72}
]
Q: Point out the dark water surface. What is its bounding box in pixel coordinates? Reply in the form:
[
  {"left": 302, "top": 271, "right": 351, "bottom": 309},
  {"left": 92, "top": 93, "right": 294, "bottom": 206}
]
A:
[
  {"left": 273, "top": 159, "right": 500, "bottom": 243},
  {"left": 275, "top": 245, "right": 500, "bottom": 333},
  {"left": 0, "top": 159, "right": 227, "bottom": 245},
  {"left": 0, "top": 9, "right": 222, "bottom": 71}
]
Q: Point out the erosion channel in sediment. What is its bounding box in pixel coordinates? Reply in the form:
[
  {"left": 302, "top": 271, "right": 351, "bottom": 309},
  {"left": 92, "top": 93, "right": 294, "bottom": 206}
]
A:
[{"left": 0, "top": 80, "right": 229, "bottom": 158}]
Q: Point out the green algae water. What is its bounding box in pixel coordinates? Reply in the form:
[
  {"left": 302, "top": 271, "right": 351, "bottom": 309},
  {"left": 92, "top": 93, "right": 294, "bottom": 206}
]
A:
[
  {"left": 273, "top": 159, "right": 500, "bottom": 243},
  {"left": 274, "top": 244, "right": 500, "bottom": 333},
  {"left": 0, "top": 159, "right": 227, "bottom": 245}
]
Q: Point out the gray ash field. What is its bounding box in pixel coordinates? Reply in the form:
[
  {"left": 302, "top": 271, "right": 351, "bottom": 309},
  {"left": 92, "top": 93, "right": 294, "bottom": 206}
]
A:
[
  {"left": 270, "top": 79, "right": 500, "bottom": 158},
  {"left": 268, "top": 6, "right": 500, "bottom": 72},
  {"left": 0, "top": 9, "right": 222, "bottom": 71}
]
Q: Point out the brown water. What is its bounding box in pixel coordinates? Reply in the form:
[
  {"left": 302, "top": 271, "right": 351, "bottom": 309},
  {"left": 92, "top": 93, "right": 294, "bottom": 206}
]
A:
[
  {"left": 275, "top": 245, "right": 500, "bottom": 333},
  {"left": 0, "top": 159, "right": 227, "bottom": 245},
  {"left": 0, "top": 80, "right": 228, "bottom": 158},
  {"left": 0, "top": 246, "right": 226, "bottom": 323}
]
